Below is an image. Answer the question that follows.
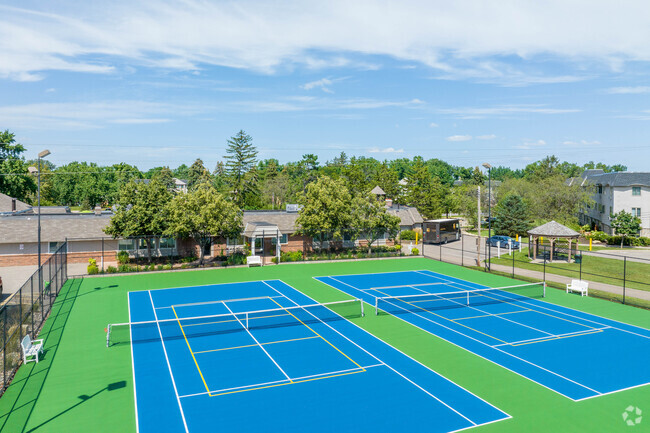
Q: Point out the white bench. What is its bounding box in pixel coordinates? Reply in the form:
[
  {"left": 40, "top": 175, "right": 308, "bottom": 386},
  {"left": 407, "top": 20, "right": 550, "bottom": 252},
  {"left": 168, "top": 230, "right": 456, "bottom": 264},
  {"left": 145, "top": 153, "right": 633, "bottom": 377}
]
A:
[
  {"left": 566, "top": 280, "right": 588, "bottom": 296},
  {"left": 21, "top": 335, "right": 44, "bottom": 364},
  {"left": 246, "top": 255, "right": 262, "bottom": 267}
]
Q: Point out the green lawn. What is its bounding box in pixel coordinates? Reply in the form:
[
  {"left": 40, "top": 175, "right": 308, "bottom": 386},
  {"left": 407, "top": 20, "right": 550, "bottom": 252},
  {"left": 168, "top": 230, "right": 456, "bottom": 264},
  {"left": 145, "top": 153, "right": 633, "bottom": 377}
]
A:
[
  {"left": 0, "top": 258, "right": 648, "bottom": 432},
  {"left": 489, "top": 248, "right": 650, "bottom": 293}
]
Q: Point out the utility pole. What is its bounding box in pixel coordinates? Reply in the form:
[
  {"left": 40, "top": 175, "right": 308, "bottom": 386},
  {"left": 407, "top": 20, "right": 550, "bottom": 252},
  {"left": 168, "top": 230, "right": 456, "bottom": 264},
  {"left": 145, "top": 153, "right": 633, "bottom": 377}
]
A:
[{"left": 476, "top": 185, "right": 481, "bottom": 266}]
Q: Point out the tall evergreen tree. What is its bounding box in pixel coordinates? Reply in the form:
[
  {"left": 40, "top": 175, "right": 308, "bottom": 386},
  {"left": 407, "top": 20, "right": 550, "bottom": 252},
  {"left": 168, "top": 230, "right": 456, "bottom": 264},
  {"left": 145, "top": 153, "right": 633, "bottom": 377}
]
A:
[
  {"left": 224, "top": 130, "right": 259, "bottom": 207},
  {"left": 187, "top": 159, "right": 212, "bottom": 190},
  {"left": 405, "top": 157, "right": 445, "bottom": 219},
  {"left": 493, "top": 193, "right": 532, "bottom": 237}
]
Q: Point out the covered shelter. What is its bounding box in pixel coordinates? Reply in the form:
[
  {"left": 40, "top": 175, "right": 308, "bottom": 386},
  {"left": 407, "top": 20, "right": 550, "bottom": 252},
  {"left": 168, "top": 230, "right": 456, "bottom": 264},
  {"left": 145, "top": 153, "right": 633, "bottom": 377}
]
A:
[
  {"left": 527, "top": 221, "right": 580, "bottom": 262},
  {"left": 242, "top": 221, "right": 284, "bottom": 261}
]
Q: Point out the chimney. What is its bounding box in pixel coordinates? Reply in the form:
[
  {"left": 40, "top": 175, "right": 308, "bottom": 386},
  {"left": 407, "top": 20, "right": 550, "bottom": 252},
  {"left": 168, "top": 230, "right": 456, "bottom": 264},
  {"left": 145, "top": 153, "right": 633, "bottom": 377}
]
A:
[
  {"left": 385, "top": 198, "right": 393, "bottom": 208},
  {"left": 11, "top": 198, "right": 16, "bottom": 212},
  {"left": 94, "top": 205, "right": 102, "bottom": 216}
]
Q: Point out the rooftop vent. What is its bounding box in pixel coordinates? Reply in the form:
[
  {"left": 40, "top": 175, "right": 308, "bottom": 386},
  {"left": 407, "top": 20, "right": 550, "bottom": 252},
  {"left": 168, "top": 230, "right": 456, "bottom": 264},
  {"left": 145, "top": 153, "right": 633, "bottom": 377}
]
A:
[{"left": 286, "top": 204, "right": 302, "bottom": 213}]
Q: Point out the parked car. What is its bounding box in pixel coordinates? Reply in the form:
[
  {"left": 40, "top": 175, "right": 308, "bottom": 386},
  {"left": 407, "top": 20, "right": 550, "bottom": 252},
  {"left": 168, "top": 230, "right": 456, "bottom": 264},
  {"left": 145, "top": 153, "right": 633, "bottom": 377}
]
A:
[
  {"left": 0, "top": 275, "right": 3, "bottom": 297},
  {"left": 486, "top": 235, "right": 520, "bottom": 249}
]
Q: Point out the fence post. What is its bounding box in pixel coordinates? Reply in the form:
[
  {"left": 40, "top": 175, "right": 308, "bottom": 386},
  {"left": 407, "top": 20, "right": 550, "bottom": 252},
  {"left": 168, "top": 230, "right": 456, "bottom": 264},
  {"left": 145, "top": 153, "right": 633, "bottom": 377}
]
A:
[
  {"left": 461, "top": 235, "right": 464, "bottom": 266},
  {"left": 512, "top": 247, "right": 515, "bottom": 279},
  {"left": 543, "top": 251, "right": 547, "bottom": 283},
  {"left": 579, "top": 252, "right": 582, "bottom": 280},
  {"left": 3, "top": 308, "right": 6, "bottom": 390},
  {"left": 439, "top": 242, "right": 442, "bottom": 261},
  {"left": 623, "top": 256, "right": 627, "bottom": 305},
  {"left": 102, "top": 237, "right": 105, "bottom": 272},
  {"left": 31, "top": 276, "right": 34, "bottom": 337}
]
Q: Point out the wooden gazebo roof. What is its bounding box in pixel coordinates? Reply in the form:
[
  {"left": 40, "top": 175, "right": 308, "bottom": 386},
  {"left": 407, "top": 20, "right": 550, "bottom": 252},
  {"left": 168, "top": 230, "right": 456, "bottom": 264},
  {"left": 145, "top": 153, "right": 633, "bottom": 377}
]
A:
[{"left": 527, "top": 221, "right": 579, "bottom": 238}]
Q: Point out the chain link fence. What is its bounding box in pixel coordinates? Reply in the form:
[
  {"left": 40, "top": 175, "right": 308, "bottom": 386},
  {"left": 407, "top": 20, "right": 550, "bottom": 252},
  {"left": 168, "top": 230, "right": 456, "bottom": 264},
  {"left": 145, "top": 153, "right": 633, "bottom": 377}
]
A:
[
  {"left": 423, "top": 234, "right": 650, "bottom": 309},
  {"left": 0, "top": 242, "right": 68, "bottom": 394}
]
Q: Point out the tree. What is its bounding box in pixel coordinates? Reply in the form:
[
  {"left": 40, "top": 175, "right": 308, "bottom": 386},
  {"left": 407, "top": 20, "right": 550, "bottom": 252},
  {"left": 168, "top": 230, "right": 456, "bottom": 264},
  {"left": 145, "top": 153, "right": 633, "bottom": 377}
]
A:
[
  {"left": 104, "top": 179, "right": 172, "bottom": 261},
  {"left": 352, "top": 193, "right": 401, "bottom": 254},
  {"left": 610, "top": 210, "right": 642, "bottom": 248},
  {"left": 296, "top": 176, "right": 354, "bottom": 251},
  {"left": 224, "top": 130, "right": 259, "bottom": 207},
  {"left": 493, "top": 194, "right": 532, "bottom": 237},
  {"left": 0, "top": 130, "right": 26, "bottom": 162},
  {"left": 152, "top": 166, "right": 176, "bottom": 192},
  {"left": 0, "top": 131, "right": 36, "bottom": 201},
  {"left": 405, "top": 157, "right": 445, "bottom": 219},
  {"left": 187, "top": 159, "right": 212, "bottom": 191},
  {"left": 165, "top": 183, "right": 243, "bottom": 264}
]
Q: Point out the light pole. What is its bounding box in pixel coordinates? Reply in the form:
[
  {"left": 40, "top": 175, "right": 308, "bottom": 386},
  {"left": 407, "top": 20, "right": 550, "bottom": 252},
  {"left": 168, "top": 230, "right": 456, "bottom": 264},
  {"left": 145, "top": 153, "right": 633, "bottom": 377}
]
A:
[
  {"left": 482, "top": 163, "right": 492, "bottom": 270},
  {"left": 30, "top": 150, "right": 51, "bottom": 294}
]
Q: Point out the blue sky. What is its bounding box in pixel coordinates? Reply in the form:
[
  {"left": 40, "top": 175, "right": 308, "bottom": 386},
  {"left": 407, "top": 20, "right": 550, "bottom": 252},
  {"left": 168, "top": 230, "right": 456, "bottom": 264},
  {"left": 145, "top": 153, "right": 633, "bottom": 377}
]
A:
[{"left": 1, "top": 0, "right": 649, "bottom": 171}]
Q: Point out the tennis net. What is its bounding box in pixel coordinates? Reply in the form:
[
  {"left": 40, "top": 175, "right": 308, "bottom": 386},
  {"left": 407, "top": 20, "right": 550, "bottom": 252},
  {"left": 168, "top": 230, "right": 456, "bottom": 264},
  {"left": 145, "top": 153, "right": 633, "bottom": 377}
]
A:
[
  {"left": 106, "top": 298, "right": 363, "bottom": 347},
  {"left": 374, "top": 282, "right": 545, "bottom": 315}
]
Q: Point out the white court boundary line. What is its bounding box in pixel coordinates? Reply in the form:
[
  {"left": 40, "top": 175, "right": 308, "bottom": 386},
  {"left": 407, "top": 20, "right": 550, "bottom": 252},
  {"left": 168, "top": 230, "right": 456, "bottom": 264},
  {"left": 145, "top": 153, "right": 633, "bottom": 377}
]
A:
[
  {"left": 278, "top": 280, "right": 512, "bottom": 427},
  {"left": 128, "top": 294, "right": 140, "bottom": 433},
  {"left": 148, "top": 291, "right": 189, "bottom": 433},
  {"left": 319, "top": 275, "right": 599, "bottom": 400},
  {"left": 155, "top": 295, "right": 285, "bottom": 310},
  {"left": 414, "top": 269, "right": 650, "bottom": 341}
]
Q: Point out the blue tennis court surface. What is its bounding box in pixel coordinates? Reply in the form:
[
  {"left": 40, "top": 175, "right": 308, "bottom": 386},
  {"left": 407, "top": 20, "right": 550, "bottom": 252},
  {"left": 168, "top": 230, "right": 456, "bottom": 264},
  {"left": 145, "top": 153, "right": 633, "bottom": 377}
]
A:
[
  {"left": 126, "top": 280, "right": 509, "bottom": 433},
  {"left": 316, "top": 270, "right": 650, "bottom": 401}
]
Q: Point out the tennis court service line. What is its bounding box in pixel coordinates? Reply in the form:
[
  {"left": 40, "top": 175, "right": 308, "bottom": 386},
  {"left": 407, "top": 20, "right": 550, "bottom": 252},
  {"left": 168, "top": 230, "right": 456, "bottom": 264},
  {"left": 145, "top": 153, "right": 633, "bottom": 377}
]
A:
[
  {"left": 156, "top": 295, "right": 286, "bottom": 310},
  {"left": 492, "top": 327, "right": 612, "bottom": 348},
  {"left": 171, "top": 305, "right": 214, "bottom": 395},
  {"left": 220, "top": 301, "right": 294, "bottom": 384},
  {"left": 193, "top": 336, "right": 320, "bottom": 355},
  {"left": 453, "top": 309, "right": 531, "bottom": 321}
]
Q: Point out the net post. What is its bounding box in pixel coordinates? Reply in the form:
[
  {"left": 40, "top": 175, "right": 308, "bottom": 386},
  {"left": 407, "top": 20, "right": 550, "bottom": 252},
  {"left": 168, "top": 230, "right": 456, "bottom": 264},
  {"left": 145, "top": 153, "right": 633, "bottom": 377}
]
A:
[
  {"left": 360, "top": 299, "right": 364, "bottom": 317},
  {"left": 375, "top": 297, "right": 379, "bottom": 315},
  {"left": 466, "top": 291, "right": 470, "bottom": 306},
  {"left": 106, "top": 324, "right": 111, "bottom": 348},
  {"left": 246, "top": 313, "right": 249, "bottom": 330}
]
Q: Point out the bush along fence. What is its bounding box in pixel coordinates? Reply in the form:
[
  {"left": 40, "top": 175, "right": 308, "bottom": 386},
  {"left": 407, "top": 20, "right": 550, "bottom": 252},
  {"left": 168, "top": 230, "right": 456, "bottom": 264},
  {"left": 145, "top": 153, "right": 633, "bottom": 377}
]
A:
[
  {"left": 68, "top": 231, "right": 420, "bottom": 276},
  {"left": 421, "top": 234, "right": 650, "bottom": 309},
  {"left": 0, "top": 242, "right": 68, "bottom": 395}
]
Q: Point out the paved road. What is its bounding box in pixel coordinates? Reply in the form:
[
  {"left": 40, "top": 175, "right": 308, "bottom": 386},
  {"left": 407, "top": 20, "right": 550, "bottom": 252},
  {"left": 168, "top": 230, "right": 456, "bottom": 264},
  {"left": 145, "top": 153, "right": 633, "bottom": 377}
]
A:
[
  {"left": 422, "top": 234, "right": 650, "bottom": 303},
  {"left": 0, "top": 263, "right": 87, "bottom": 303}
]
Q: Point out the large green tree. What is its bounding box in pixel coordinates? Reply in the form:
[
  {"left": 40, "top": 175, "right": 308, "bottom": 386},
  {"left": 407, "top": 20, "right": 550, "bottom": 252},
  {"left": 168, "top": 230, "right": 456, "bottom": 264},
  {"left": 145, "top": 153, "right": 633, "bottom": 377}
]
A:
[
  {"left": 493, "top": 193, "right": 532, "bottom": 237},
  {"left": 352, "top": 193, "right": 401, "bottom": 253},
  {"left": 404, "top": 157, "right": 446, "bottom": 219},
  {"left": 187, "top": 159, "right": 212, "bottom": 191},
  {"left": 165, "top": 183, "right": 243, "bottom": 264},
  {"left": 104, "top": 179, "right": 172, "bottom": 261},
  {"left": 224, "top": 130, "right": 259, "bottom": 207},
  {"left": 296, "top": 176, "right": 354, "bottom": 250},
  {"left": 610, "top": 210, "right": 642, "bottom": 248},
  {"left": 0, "top": 131, "right": 36, "bottom": 201}
]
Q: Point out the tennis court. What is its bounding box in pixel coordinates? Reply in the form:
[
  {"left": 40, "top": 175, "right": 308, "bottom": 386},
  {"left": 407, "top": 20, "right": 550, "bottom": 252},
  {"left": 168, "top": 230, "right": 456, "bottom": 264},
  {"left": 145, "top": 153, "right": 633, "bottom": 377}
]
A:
[
  {"left": 316, "top": 270, "right": 650, "bottom": 401},
  {"left": 115, "top": 279, "right": 509, "bottom": 433}
]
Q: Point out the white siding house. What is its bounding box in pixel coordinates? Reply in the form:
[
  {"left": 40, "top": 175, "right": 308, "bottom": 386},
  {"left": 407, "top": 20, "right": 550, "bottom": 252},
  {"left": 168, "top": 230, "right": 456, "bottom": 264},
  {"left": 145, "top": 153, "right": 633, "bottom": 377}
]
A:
[{"left": 572, "top": 170, "right": 650, "bottom": 237}]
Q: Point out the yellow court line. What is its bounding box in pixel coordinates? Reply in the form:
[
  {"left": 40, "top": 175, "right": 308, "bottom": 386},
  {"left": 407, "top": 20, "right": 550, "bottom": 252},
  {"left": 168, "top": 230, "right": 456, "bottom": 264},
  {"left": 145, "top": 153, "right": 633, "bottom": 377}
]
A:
[
  {"left": 180, "top": 313, "right": 290, "bottom": 328},
  {"left": 268, "top": 298, "right": 365, "bottom": 370},
  {"left": 510, "top": 329, "right": 604, "bottom": 347},
  {"left": 172, "top": 306, "right": 212, "bottom": 395},
  {"left": 375, "top": 289, "right": 509, "bottom": 344},
  {"left": 454, "top": 309, "right": 531, "bottom": 321},
  {"left": 194, "top": 336, "right": 319, "bottom": 354},
  {"left": 209, "top": 369, "right": 366, "bottom": 397}
]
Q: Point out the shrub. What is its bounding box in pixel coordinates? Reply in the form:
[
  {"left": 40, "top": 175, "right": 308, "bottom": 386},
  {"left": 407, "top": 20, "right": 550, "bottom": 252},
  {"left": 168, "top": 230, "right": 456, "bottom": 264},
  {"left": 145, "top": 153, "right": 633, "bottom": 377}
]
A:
[
  {"left": 118, "top": 264, "right": 131, "bottom": 273},
  {"left": 226, "top": 253, "right": 246, "bottom": 266},
  {"left": 106, "top": 265, "right": 117, "bottom": 274},
  {"left": 116, "top": 250, "right": 130, "bottom": 265},
  {"left": 400, "top": 230, "right": 416, "bottom": 240},
  {"left": 411, "top": 247, "right": 420, "bottom": 255},
  {"left": 157, "top": 265, "right": 163, "bottom": 271},
  {"left": 87, "top": 258, "right": 99, "bottom": 275},
  {"left": 163, "top": 264, "right": 172, "bottom": 270}
]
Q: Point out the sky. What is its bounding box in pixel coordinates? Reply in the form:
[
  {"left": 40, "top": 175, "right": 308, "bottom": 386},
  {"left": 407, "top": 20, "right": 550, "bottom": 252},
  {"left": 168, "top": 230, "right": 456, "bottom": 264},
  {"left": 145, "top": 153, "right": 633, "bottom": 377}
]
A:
[{"left": 1, "top": 0, "right": 650, "bottom": 172}]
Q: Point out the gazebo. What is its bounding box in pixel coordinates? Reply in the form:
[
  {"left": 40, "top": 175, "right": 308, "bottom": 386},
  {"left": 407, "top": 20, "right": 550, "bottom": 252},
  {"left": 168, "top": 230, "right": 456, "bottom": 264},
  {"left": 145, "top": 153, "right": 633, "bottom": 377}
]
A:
[{"left": 527, "top": 221, "right": 580, "bottom": 262}]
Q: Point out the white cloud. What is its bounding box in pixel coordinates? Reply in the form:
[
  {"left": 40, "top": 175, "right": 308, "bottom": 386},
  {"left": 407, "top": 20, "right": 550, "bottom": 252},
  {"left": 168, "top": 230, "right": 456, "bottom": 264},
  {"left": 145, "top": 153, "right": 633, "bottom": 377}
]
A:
[
  {"left": 2, "top": 1, "right": 650, "bottom": 80},
  {"left": 301, "top": 78, "right": 334, "bottom": 93},
  {"left": 605, "top": 86, "right": 650, "bottom": 94},
  {"left": 439, "top": 104, "right": 580, "bottom": 119},
  {"left": 476, "top": 134, "right": 496, "bottom": 140},
  {"left": 368, "top": 146, "right": 404, "bottom": 154},
  {"left": 563, "top": 139, "right": 601, "bottom": 145},
  {"left": 429, "top": 122, "right": 439, "bottom": 128},
  {"left": 446, "top": 135, "right": 472, "bottom": 142}
]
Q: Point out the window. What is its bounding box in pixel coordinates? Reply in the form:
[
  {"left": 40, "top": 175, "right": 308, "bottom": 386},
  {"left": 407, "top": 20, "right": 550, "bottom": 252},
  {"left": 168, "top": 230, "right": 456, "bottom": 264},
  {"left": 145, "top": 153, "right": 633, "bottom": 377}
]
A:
[
  {"left": 138, "top": 238, "right": 149, "bottom": 250},
  {"left": 597, "top": 185, "right": 603, "bottom": 194},
  {"left": 159, "top": 238, "right": 176, "bottom": 249},
  {"left": 118, "top": 239, "right": 135, "bottom": 251},
  {"left": 633, "top": 187, "right": 641, "bottom": 196},
  {"left": 227, "top": 236, "right": 244, "bottom": 247},
  {"left": 271, "top": 234, "right": 289, "bottom": 245},
  {"left": 48, "top": 241, "right": 66, "bottom": 253},
  {"left": 632, "top": 208, "right": 642, "bottom": 218}
]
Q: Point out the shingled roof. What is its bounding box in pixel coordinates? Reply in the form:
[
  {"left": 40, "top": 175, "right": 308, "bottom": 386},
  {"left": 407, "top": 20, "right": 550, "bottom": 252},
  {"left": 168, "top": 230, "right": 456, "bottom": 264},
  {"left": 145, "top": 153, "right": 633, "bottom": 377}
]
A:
[
  {"left": 582, "top": 171, "right": 650, "bottom": 187},
  {"left": 527, "top": 220, "right": 579, "bottom": 238},
  {"left": 0, "top": 193, "right": 31, "bottom": 213}
]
